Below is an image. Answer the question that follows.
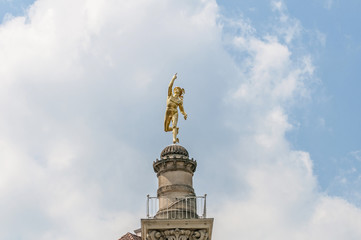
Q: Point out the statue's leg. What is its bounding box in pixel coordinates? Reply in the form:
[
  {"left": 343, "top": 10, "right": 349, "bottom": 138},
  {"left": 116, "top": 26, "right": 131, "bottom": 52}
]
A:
[
  {"left": 164, "top": 112, "right": 173, "bottom": 132},
  {"left": 172, "top": 113, "right": 179, "bottom": 143}
]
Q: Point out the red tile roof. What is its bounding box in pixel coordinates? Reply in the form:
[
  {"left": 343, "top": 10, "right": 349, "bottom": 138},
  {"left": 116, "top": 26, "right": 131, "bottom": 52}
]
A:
[{"left": 118, "top": 232, "right": 141, "bottom": 240}]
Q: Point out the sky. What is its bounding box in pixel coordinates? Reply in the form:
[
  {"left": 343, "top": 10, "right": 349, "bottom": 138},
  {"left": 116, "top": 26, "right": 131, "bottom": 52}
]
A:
[{"left": 0, "top": 0, "right": 360, "bottom": 239}]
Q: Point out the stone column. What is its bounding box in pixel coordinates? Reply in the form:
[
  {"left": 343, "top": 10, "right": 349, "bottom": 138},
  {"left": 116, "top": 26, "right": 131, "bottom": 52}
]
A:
[
  {"left": 141, "top": 145, "right": 214, "bottom": 240},
  {"left": 153, "top": 145, "right": 197, "bottom": 219}
]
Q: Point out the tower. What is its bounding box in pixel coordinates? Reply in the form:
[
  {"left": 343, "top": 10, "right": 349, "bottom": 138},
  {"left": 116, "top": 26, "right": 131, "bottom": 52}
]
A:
[{"left": 141, "top": 144, "right": 214, "bottom": 240}]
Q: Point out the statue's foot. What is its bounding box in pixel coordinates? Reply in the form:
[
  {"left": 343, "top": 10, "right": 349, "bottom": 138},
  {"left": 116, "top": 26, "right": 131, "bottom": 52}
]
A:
[{"left": 173, "top": 138, "right": 179, "bottom": 144}]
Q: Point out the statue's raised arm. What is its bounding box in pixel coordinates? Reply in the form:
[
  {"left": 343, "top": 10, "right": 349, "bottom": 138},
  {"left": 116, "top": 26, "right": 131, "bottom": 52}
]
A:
[
  {"left": 164, "top": 73, "right": 187, "bottom": 144},
  {"left": 168, "top": 73, "right": 177, "bottom": 97}
]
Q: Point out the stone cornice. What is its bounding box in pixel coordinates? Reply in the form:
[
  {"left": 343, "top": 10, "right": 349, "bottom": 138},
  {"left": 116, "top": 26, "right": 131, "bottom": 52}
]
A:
[{"left": 153, "top": 157, "right": 197, "bottom": 176}]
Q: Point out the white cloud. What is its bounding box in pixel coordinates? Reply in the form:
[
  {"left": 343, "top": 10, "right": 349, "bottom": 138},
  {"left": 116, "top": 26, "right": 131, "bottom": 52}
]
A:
[
  {"left": 0, "top": 0, "right": 360, "bottom": 240},
  {"left": 325, "top": 152, "right": 361, "bottom": 207},
  {"left": 324, "top": 0, "right": 334, "bottom": 10},
  {"left": 351, "top": 150, "right": 361, "bottom": 162},
  {"left": 271, "top": 1, "right": 284, "bottom": 12},
  {"left": 315, "top": 29, "right": 327, "bottom": 46},
  {"left": 270, "top": 1, "right": 302, "bottom": 44}
]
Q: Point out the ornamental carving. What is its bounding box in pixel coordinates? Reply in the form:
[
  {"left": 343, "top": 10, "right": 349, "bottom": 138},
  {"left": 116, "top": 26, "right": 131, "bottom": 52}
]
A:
[{"left": 147, "top": 229, "right": 208, "bottom": 240}]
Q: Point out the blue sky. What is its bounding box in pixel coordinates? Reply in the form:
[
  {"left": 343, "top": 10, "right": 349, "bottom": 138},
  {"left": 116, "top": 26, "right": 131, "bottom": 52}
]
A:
[{"left": 0, "top": 0, "right": 360, "bottom": 239}]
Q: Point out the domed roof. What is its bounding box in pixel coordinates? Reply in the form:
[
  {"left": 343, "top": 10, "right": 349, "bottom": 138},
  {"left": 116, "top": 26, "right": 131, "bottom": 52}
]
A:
[{"left": 160, "top": 144, "right": 189, "bottom": 158}]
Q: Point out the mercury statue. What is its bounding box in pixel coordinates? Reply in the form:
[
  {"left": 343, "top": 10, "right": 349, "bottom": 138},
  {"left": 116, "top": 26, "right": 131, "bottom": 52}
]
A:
[{"left": 164, "top": 73, "right": 187, "bottom": 144}]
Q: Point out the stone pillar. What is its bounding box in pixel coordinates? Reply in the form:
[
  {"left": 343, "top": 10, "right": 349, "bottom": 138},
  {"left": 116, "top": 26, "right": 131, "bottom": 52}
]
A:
[
  {"left": 141, "top": 145, "right": 214, "bottom": 240},
  {"left": 153, "top": 144, "right": 197, "bottom": 219}
]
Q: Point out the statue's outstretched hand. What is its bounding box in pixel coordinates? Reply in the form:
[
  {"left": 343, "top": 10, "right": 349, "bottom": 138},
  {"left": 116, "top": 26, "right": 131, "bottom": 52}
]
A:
[
  {"left": 172, "top": 73, "right": 177, "bottom": 80},
  {"left": 184, "top": 114, "right": 187, "bottom": 120}
]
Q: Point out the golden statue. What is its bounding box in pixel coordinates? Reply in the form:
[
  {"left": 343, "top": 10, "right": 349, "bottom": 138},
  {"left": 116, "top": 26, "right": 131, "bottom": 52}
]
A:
[{"left": 164, "top": 73, "right": 187, "bottom": 144}]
